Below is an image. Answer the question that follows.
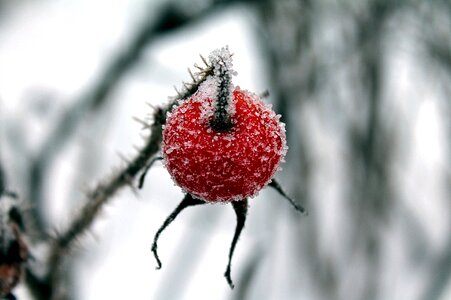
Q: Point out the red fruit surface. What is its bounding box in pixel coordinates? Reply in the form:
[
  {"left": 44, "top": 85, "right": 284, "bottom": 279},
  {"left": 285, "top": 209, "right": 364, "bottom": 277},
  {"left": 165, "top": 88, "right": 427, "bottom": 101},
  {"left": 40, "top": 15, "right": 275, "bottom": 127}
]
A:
[{"left": 163, "top": 82, "right": 287, "bottom": 202}]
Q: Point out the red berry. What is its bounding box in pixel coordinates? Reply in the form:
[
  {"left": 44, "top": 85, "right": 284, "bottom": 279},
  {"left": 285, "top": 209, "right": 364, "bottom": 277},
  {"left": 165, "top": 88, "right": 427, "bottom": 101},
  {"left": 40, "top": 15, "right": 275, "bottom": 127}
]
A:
[{"left": 162, "top": 77, "right": 287, "bottom": 202}]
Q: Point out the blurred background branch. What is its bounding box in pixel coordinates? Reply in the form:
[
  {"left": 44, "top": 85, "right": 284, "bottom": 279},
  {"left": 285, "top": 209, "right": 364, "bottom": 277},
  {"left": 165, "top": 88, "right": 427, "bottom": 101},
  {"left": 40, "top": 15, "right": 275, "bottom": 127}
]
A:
[{"left": 0, "top": 0, "right": 450, "bottom": 299}]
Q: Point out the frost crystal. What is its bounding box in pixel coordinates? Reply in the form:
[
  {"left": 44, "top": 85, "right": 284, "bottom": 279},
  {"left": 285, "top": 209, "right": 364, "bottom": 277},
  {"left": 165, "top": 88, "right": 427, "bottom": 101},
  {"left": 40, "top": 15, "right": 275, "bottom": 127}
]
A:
[{"left": 208, "top": 46, "right": 235, "bottom": 76}]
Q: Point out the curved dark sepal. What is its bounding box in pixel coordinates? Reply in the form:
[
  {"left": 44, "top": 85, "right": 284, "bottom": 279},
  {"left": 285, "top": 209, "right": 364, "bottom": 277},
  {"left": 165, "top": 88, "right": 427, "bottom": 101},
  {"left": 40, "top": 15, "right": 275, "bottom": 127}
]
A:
[
  {"left": 224, "top": 198, "right": 248, "bottom": 289},
  {"left": 151, "top": 193, "right": 205, "bottom": 269},
  {"left": 268, "top": 179, "right": 307, "bottom": 215}
]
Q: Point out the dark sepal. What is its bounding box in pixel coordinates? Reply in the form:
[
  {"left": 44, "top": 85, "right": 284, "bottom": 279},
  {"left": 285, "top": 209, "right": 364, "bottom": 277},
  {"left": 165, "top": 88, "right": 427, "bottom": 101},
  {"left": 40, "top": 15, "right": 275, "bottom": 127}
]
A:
[
  {"left": 224, "top": 198, "right": 248, "bottom": 289},
  {"left": 151, "top": 193, "right": 205, "bottom": 269},
  {"left": 268, "top": 179, "right": 307, "bottom": 215}
]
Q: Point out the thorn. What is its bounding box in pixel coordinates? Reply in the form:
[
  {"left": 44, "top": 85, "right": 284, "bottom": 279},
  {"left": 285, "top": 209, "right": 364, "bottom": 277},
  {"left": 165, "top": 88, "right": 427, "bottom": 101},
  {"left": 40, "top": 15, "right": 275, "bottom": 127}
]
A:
[
  {"left": 194, "top": 63, "right": 203, "bottom": 71},
  {"left": 182, "top": 81, "right": 192, "bottom": 90},
  {"left": 268, "top": 179, "right": 307, "bottom": 215},
  {"left": 146, "top": 102, "right": 157, "bottom": 111},
  {"left": 200, "top": 54, "right": 209, "bottom": 67},
  {"left": 117, "top": 152, "right": 131, "bottom": 164},
  {"left": 132, "top": 116, "right": 150, "bottom": 129},
  {"left": 188, "top": 68, "right": 197, "bottom": 83},
  {"left": 174, "top": 86, "right": 183, "bottom": 97}
]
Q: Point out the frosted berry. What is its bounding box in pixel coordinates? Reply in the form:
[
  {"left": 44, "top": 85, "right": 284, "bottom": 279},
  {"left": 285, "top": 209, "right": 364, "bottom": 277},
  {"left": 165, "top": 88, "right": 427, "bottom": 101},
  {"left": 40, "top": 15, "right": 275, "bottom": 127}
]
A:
[
  {"left": 163, "top": 82, "right": 287, "bottom": 202},
  {"left": 149, "top": 47, "right": 305, "bottom": 290}
]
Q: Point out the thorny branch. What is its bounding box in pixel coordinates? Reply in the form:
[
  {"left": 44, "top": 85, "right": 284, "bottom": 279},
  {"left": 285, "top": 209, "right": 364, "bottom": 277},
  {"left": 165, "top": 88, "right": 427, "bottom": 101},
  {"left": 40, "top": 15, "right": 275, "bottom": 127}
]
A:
[
  {"left": 26, "top": 57, "right": 214, "bottom": 300},
  {"left": 45, "top": 106, "right": 165, "bottom": 298}
]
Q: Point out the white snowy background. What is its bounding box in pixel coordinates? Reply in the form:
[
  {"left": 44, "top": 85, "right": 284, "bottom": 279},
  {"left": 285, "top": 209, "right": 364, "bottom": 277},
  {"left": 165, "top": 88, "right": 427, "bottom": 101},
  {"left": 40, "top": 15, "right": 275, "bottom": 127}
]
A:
[{"left": 0, "top": 0, "right": 450, "bottom": 300}]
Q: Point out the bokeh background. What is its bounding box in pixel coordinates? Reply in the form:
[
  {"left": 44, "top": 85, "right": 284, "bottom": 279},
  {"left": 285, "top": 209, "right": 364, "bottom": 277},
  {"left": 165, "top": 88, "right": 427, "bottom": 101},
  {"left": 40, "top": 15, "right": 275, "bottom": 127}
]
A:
[{"left": 0, "top": 0, "right": 450, "bottom": 299}]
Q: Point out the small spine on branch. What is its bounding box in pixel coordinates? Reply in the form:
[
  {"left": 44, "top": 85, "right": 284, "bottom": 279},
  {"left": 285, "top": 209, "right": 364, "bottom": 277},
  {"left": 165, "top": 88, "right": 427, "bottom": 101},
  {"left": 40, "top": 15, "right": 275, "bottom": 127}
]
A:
[{"left": 163, "top": 58, "right": 214, "bottom": 119}]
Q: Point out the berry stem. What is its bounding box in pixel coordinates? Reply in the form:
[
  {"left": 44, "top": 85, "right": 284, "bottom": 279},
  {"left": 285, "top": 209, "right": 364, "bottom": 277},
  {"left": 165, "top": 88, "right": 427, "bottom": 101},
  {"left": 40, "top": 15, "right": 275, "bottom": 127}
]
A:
[
  {"left": 151, "top": 193, "right": 205, "bottom": 269},
  {"left": 224, "top": 198, "right": 248, "bottom": 289},
  {"left": 210, "top": 58, "right": 234, "bottom": 132}
]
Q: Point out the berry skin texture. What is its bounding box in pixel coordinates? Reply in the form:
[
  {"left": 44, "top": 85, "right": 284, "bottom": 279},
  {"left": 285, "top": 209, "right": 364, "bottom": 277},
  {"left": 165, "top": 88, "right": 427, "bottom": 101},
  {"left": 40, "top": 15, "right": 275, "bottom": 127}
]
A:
[{"left": 162, "top": 81, "right": 287, "bottom": 202}]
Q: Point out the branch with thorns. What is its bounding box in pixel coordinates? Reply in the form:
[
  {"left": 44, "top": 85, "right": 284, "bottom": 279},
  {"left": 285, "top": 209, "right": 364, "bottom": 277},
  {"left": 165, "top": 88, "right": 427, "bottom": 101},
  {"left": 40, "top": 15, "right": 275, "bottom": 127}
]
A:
[{"left": 22, "top": 56, "right": 215, "bottom": 299}]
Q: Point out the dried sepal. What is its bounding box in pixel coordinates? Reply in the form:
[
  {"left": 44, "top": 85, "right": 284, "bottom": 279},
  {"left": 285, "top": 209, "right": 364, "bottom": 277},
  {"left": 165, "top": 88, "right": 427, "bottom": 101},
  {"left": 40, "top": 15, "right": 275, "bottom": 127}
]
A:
[
  {"left": 268, "top": 179, "right": 307, "bottom": 215},
  {"left": 224, "top": 199, "right": 248, "bottom": 289},
  {"left": 151, "top": 194, "right": 205, "bottom": 269}
]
